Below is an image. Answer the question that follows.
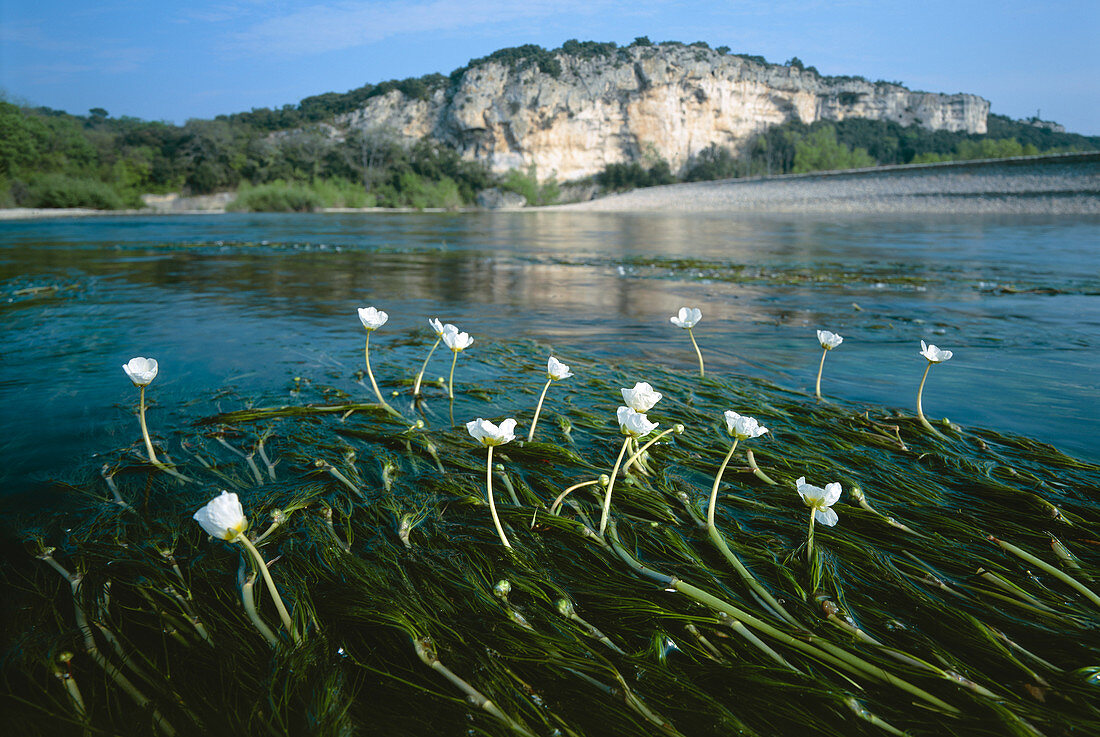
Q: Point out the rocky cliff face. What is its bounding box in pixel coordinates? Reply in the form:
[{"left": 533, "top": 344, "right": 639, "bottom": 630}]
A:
[{"left": 338, "top": 45, "right": 989, "bottom": 181}]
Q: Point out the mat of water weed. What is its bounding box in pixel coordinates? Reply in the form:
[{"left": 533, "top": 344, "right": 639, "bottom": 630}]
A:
[{"left": 2, "top": 339, "right": 1098, "bottom": 737}]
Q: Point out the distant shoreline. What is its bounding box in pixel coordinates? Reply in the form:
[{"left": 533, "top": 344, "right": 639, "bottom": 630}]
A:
[
  {"left": 549, "top": 152, "right": 1100, "bottom": 215},
  {"left": 3, "top": 153, "right": 1097, "bottom": 221}
]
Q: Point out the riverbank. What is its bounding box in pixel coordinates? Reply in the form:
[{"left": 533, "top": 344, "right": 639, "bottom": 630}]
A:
[
  {"left": 3, "top": 153, "right": 1097, "bottom": 220},
  {"left": 552, "top": 152, "right": 1100, "bottom": 214}
]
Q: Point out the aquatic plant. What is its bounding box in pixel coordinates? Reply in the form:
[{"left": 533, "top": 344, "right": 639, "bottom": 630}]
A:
[
  {"left": 794, "top": 476, "right": 841, "bottom": 565},
  {"left": 443, "top": 323, "right": 474, "bottom": 399},
  {"left": 670, "top": 307, "right": 705, "bottom": 377},
  {"left": 413, "top": 318, "right": 448, "bottom": 397},
  {"left": 5, "top": 324, "right": 1100, "bottom": 737},
  {"left": 193, "top": 491, "right": 300, "bottom": 645},
  {"left": 358, "top": 306, "right": 400, "bottom": 417},
  {"left": 814, "top": 330, "right": 843, "bottom": 399},
  {"left": 527, "top": 356, "right": 573, "bottom": 442},
  {"left": 916, "top": 339, "right": 953, "bottom": 433},
  {"left": 466, "top": 418, "right": 519, "bottom": 548},
  {"left": 122, "top": 356, "right": 160, "bottom": 463}
]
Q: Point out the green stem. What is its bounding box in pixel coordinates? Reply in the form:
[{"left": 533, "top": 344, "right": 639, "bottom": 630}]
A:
[
  {"left": 916, "top": 361, "right": 941, "bottom": 434},
  {"left": 413, "top": 337, "right": 442, "bottom": 396},
  {"left": 598, "top": 436, "right": 632, "bottom": 538},
  {"left": 992, "top": 536, "right": 1100, "bottom": 610},
  {"left": 688, "top": 327, "right": 705, "bottom": 378},
  {"left": 239, "top": 570, "right": 280, "bottom": 647},
  {"left": 746, "top": 449, "right": 777, "bottom": 485},
  {"left": 414, "top": 637, "right": 536, "bottom": 737},
  {"left": 815, "top": 348, "right": 827, "bottom": 399},
  {"left": 623, "top": 426, "right": 678, "bottom": 470},
  {"left": 707, "top": 440, "right": 738, "bottom": 529},
  {"left": 527, "top": 378, "right": 553, "bottom": 442},
  {"left": 549, "top": 479, "right": 602, "bottom": 516},
  {"left": 708, "top": 440, "right": 798, "bottom": 627},
  {"left": 235, "top": 534, "right": 299, "bottom": 644},
  {"left": 447, "top": 350, "right": 459, "bottom": 400},
  {"left": 605, "top": 525, "right": 960, "bottom": 715},
  {"left": 807, "top": 509, "right": 816, "bottom": 567},
  {"left": 364, "top": 333, "right": 400, "bottom": 418},
  {"left": 138, "top": 386, "right": 159, "bottom": 463},
  {"left": 486, "top": 446, "right": 511, "bottom": 548}
]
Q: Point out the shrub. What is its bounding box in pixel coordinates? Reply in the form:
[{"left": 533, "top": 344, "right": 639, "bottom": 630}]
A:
[
  {"left": 228, "top": 181, "right": 323, "bottom": 212},
  {"left": 309, "top": 178, "right": 374, "bottom": 208},
  {"left": 597, "top": 159, "right": 675, "bottom": 192},
  {"left": 25, "top": 174, "right": 130, "bottom": 209},
  {"left": 791, "top": 127, "right": 875, "bottom": 173},
  {"left": 499, "top": 167, "right": 560, "bottom": 206},
  {"left": 683, "top": 144, "right": 742, "bottom": 181}
]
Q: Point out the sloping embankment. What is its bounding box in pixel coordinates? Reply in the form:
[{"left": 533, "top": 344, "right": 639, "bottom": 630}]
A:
[{"left": 553, "top": 152, "right": 1100, "bottom": 214}]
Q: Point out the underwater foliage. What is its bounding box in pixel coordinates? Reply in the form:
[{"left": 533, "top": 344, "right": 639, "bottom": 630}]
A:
[{"left": 2, "top": 337, "right": 1098, "bottom": 737}]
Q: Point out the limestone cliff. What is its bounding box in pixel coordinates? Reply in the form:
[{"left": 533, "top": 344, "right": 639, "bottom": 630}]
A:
[{"left": 337, "top": 45, "right": 989, "bottom": 181}]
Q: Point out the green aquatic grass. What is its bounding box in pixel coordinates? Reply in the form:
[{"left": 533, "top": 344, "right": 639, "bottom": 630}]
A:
[{"left": 2, "top": 340, "right": 1099, "bottom": 737}]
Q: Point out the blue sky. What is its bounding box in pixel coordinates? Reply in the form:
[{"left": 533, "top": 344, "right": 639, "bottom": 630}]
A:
[{"left": 2, "top": 1, "right": 1097, "bottom": 135}]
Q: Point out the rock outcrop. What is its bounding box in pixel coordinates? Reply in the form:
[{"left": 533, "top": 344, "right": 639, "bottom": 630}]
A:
[{"left": 338, "top": 45, "right": 990, "bottom": 181}]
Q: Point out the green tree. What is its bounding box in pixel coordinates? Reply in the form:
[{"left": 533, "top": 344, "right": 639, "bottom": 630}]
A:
[{"left": 792, "top": 126, "right": 875, "bottom": 173}]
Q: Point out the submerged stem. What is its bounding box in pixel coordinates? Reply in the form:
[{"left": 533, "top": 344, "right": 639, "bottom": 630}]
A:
[
  {"left": 688, "top": 327, "right": 705, "bottom": 378},
  {"left": 708, "top": 440, "right": 798, "bottom": 627},
  {"left": 527, "top": 378, "right": 553, "bottom": 442},
  {"left": 413, "top": 337, "right": 442, "bottom": 397},
  {"left": 815, "top": 348, "right": 828, "bottom": 400},
  {"left": 486, "top": 446, "right": 512, "bottom": 548},
  {"left": 605, "top": 523, "right": 960, "bottom": 715},
  {"left": 916, "top": 361, "right": 941, "bottom": 435},
  {"left": 138, "top": 386, "right": 159, "bottom": 463},
  {"left": 235, "top": 534, "right": 299, "bottom": 644},
  {"left": 364, "top": 333, "right": 400, "bottom": 418},
  {"left": 238, "top": 566, "right": 280, "bottom": 647},
  {"left": 550, "top": 478, "right": 603, "bottom": 516},
  {"left": 414, "top": 636, "right": 536, "bottom": 737},
  {"left": 622, "top": 426, "right": 680, "bottom": 471},
  {"left": 991, "top": 536, "right": 1100, "bottom": 610},
  {"left": 807, "top": 509, "right": 816, "bottom": 566},
  {"left": 447, "top": 350, "right": 459, "bottom": 400},
  {"left": 598, "top": 436, "right": 632, "bottom": 538},
  {"left": 746, "top": 449, "right": 777, "bottom": 485}
]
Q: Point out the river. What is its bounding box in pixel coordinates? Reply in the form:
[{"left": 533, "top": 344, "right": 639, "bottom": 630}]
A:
[{"left": 1, "top": 209, "right": 1097, "bottom": 502}]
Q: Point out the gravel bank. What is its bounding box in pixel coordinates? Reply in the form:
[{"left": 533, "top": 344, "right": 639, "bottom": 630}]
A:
[{"left": 552, "top": 154, "right": 1100, "bottom": 215}]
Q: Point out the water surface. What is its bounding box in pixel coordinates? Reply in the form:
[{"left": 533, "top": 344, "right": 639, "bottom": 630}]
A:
[{"left": 2, "top": 210, "right": 1097, "bottom": 498}]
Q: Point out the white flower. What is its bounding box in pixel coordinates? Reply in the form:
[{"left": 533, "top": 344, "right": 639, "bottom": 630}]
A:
[
  {"left": 723, "top": 411, "right": 768, "bottom": 440},
  {"left": 428, "top": 317, "right": 446, "bottom": 336},
  {"left": 193, "top": 491, "right": 248, "bottom": 540},
  {"left": 123, "top": 357, "right": 159, "bottom": 387},
  {"left": 795, "top": 477, "right": 841, "bottom": 527},
  {"left": 617, "top": 406, "right": 658, "bottom": 438},
  {"left": 621, "top": 382, "right": 662, "bottom": 412},
  {"left": 920, "top": 340, "right": 953, "bottom": 363},
  {"left": 443, "top": 326, "right": 474, "bottom": 352},
  {"left": 358, "top": 306, "right": 388, "bottom": 331},
  {"left": 670, "top": 307, "right": 702, "bottom": 329},
  {"left": 547, "top": 356, "right": 573, "bottom": 381},
  {"left": 817, "top": 330, "right": 843, "bottom": 350},
  {"left": 466, "top": 418, "right": 517, "bottom": 447}
]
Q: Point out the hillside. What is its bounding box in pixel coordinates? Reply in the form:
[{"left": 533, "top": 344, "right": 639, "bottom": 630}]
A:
[
  {"left": 2, "top": 39, "right": 1098, "bottom": 211},
  {"left": 331, "top": 41, "right": 988, "bottom": 180}
]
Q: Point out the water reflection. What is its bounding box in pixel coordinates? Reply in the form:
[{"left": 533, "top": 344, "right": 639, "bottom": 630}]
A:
[{"left": 1, "top": 211, "right": 1098, "bottom": 498}]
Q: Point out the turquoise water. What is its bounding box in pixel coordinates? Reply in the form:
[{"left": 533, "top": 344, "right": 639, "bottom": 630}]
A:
[{"left": 1, "top": 211, "right": 1097, "bottom": 499}]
